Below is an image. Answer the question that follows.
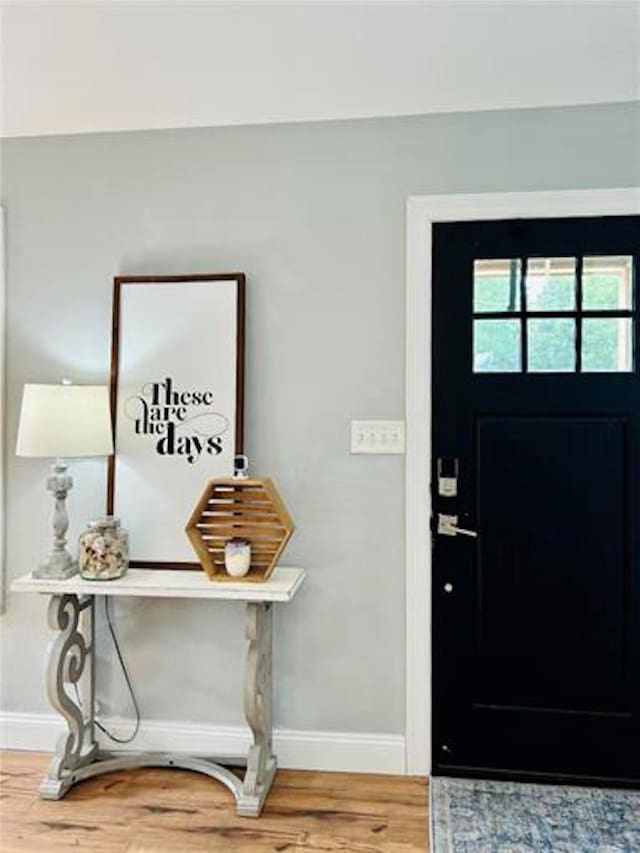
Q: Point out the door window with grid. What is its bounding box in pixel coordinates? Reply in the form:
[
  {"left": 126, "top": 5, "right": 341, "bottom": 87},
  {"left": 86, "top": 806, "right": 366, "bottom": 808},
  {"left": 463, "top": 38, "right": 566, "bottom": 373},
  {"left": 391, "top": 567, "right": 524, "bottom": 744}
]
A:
[{"left": 473, "top": 256, "right": 634, "bottom": 373}]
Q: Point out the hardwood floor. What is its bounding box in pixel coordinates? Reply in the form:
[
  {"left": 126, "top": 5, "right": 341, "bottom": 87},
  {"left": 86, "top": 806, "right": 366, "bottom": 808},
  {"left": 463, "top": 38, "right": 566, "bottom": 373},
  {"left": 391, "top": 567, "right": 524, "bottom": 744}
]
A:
[{"left": 0, "top": 751, "right": 428, "bottom": 852}]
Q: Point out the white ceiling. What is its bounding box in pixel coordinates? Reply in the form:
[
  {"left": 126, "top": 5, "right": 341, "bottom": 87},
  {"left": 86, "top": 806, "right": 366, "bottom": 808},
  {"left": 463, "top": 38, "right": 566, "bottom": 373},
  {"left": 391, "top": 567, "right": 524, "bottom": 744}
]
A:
[{"left": 2, "top": 1, "right": 639, "bottom": 138}]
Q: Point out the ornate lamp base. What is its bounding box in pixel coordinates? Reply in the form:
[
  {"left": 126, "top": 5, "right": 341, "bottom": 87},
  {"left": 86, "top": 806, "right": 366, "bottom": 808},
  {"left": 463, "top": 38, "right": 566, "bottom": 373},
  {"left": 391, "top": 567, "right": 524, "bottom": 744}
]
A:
[
  {"left": 36, "top": 460, "right": 78, "bottom": 580},
  {"left": 34, "top": 560, "right": 78, "bottom": 580}
]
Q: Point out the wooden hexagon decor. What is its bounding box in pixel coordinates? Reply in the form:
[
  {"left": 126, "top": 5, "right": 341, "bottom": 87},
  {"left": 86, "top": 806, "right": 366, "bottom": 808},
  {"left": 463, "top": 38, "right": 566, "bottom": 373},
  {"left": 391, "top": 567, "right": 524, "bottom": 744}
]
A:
[{"left": 186, "top": 478, "right": 295, "bottom": 582}]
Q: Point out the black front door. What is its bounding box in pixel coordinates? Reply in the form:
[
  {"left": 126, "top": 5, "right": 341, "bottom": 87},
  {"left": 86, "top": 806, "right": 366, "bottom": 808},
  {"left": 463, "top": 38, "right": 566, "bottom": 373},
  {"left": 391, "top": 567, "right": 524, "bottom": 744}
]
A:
[{"left": 432, "top": 215, "right": 640, "bottom": 785}]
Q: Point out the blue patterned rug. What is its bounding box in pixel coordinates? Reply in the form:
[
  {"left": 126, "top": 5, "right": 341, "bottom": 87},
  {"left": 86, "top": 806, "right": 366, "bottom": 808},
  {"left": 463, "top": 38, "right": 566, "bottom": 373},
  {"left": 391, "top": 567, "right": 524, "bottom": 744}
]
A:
[{"left": 430, "top": 777, "right": 640, "bottom": 852}]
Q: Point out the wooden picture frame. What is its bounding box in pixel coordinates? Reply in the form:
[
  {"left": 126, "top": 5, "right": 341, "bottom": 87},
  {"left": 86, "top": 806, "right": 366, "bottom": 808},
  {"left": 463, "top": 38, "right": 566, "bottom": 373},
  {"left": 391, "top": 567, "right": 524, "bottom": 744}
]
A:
[{"left": 107, "top": 274, "right": 245, "bottom": 569}]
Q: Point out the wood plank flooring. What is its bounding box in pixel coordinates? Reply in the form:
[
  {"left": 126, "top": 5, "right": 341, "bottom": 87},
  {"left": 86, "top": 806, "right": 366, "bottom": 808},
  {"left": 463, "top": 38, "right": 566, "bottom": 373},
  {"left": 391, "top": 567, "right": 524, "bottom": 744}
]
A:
[{"left": 0, "top": 751, "right": 428, "bottom": 852}]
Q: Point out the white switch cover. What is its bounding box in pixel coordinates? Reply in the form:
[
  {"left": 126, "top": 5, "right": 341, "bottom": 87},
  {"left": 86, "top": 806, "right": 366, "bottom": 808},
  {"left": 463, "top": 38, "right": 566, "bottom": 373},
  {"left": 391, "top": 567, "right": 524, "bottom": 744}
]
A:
[{"left": 350, "top": 420, "right": 406, "bottom": 454}]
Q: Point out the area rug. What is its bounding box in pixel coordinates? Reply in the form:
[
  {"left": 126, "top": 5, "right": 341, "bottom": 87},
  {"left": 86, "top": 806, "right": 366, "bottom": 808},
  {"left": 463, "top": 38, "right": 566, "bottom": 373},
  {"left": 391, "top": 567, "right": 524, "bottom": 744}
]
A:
[{"left": 430, "top": 776, "right": 640, "bottom": 853}]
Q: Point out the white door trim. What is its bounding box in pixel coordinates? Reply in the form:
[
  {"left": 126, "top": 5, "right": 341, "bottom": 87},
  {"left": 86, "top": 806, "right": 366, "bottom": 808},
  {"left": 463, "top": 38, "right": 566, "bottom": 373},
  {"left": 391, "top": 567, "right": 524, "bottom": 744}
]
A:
[{"left": 405, "top": 187, "right": 640, "bottom": 775}]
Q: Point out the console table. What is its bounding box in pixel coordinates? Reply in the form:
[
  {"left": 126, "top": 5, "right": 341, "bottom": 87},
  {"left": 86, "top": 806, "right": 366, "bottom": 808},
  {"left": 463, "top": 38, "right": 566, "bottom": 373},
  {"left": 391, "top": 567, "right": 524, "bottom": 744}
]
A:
[{"left": 11, "top": 566, "right": 305, "bottom": 817}]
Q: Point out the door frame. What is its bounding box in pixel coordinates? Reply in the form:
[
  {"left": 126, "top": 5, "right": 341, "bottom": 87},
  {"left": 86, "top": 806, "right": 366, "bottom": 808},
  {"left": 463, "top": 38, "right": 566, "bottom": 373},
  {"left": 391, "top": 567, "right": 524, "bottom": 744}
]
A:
[{"left": 404, "top": 187, "right": 640, "bottom": 775}]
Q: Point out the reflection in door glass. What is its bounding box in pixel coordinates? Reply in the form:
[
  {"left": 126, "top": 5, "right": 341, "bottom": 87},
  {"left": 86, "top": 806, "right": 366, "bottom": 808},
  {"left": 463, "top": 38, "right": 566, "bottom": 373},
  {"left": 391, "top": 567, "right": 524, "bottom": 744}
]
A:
[
  {"left": 582, "top": 318, "right": 633, "bottom": 372},
  {"left": 473, "top": 259, "right": 521, "bottom": 312},
  {"left": 526, "top": 258, "right": 576, "bottom": 310},
  {"left": 473, "top": 319, "right": 521, "bottom": 372},
  {"left": 528, "top": 318, "right": 575, "bottom": 372},
  {"left": 583, "top": 256, "right": 633, "bottom": 310}
]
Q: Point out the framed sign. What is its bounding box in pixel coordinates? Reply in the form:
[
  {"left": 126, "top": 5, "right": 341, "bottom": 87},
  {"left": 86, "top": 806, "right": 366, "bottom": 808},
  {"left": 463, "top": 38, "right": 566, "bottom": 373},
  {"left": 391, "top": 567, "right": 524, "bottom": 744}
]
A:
[{"left": 107, "top": 273, "right": 245, "bottom": 568}]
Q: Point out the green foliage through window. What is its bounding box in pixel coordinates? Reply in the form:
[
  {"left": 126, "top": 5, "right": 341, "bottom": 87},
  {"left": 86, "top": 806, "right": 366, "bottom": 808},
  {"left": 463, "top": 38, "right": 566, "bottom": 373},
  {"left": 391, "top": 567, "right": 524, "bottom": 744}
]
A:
[{"left": 472, "top": 256, "right": 634, "bottom": 373}]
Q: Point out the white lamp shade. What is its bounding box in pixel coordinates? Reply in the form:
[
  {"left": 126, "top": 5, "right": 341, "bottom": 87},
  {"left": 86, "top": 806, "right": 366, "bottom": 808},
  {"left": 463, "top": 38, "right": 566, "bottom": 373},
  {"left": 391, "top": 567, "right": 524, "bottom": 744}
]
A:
[{"left": 16, "top": 384, "right": 114, "bottom": 458}]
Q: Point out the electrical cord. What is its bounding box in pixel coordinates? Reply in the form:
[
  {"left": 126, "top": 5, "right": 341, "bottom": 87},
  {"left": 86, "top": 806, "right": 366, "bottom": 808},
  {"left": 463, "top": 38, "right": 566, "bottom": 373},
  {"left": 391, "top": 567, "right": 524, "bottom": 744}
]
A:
[{"left": 73, "top": 596, "right": 141, "bottom": 744}]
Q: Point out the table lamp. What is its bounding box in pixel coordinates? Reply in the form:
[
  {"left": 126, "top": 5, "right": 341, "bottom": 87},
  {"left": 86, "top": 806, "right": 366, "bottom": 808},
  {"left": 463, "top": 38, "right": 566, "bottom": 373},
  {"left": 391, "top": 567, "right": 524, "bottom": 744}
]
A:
[{"left": 16, "top": 381, "right": 114, "bottom": 579}]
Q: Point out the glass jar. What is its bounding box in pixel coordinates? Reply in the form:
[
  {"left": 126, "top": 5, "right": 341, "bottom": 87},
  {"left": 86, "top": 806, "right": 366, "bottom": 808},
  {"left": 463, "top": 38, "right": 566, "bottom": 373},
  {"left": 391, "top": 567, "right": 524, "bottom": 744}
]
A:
[
  {"left": 224, "top": 538, "right": 251, "bottom": 577},
  {"left": 79, "top": 517, "right": 129, "bottom": 581}
]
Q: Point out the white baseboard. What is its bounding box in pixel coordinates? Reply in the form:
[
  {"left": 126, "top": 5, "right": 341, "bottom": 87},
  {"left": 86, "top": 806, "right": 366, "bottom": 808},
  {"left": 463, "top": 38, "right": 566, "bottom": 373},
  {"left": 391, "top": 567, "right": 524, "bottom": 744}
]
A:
[{"left": 0, "top": 711, "right": 406, "bottom": 775}]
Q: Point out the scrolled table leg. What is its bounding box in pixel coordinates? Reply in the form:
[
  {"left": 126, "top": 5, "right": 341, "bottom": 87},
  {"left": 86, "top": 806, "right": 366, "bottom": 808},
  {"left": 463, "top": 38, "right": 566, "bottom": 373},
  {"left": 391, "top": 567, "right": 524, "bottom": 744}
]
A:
[
  {"left": 239, "top": 601, "right": 276, "bottom": 816},
  {"left": 40, "top": 593, "right": 97, "bottom": 799}
]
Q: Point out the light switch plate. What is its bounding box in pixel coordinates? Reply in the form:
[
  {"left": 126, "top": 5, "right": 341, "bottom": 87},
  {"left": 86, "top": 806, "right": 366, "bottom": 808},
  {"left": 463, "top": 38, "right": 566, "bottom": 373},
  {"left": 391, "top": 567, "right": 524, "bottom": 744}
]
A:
[{"left": 350, "top": 420, "right": 406, "bottom": 454}]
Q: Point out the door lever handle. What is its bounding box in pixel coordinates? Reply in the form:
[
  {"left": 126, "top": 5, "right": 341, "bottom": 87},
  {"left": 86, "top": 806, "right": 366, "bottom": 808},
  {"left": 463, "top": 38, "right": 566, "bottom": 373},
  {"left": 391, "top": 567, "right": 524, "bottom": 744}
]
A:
[{"left": 437, "top": 513, "right": 478, "bottom": 538}]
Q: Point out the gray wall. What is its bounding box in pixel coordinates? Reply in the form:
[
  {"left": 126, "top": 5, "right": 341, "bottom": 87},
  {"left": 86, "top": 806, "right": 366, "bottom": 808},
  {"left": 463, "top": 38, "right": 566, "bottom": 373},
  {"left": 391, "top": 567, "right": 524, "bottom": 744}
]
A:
[{"left": 2, "top": 102, "right": 639, "bottom": 736}]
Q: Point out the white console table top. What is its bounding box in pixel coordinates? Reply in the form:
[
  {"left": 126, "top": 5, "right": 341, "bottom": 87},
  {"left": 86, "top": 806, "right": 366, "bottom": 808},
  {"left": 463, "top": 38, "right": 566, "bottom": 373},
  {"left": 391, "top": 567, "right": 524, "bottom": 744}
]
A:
[{"left": 11, "top": 566, "right": 305, "bottom": 602}]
